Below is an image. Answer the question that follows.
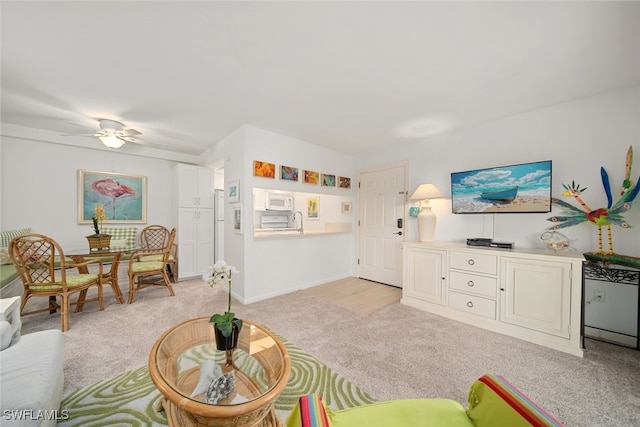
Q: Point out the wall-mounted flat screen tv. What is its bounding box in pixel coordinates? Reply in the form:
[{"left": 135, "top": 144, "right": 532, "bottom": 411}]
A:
[{"left": 451, "top": 160, "right": 552, "bottom": 214}]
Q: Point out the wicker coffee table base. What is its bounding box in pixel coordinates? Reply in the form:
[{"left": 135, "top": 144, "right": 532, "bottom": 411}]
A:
[{"left": 159, "top": 398, "right": 282, "bottom": 427}]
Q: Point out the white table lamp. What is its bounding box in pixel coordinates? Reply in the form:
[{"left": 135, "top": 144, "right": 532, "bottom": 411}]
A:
[{"left": 410, "top": 183, "right": 444, "bottom": 242}]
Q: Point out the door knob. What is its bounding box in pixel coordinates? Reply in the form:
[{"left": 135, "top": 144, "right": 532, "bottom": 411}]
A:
[{"left": 393, "top": 231, "right": 403, "bottom": 236}]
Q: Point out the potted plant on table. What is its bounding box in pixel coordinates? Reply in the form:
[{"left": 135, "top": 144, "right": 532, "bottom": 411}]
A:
[
  {"left": 86, "top": 204, "right": 111, "bottom": 251},
  {"left": 202, "top": 260, "right": 242, "bottom": 350}
]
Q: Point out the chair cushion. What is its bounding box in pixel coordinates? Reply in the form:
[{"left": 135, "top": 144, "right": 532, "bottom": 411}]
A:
[
  {"left": 131, "top": 261, "right": 164, "bottom": 272},
  {"left": 0, "top": 228, "right": 30, "bottom": 248},
  {"left": 139, "top": 254, "right": 175, "bottom": 262},
  {"left": 101, "top": 227, "right": 137, "bottom": 250},
  {"left": 466, "top": 374, "right": 564, "bottom": 427},
  {"left": 29, "top": 273, "right": 98, "bottom": 290}
]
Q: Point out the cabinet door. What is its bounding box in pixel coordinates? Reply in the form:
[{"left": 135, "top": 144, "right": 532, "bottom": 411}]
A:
[
  {"left": 197, "top": 168, "right": 215, "bottom": 208},
  {"left": 196, "top": 208, "right": 215, "bottom": 273},
  {"left": 403, "top": 248, "right": 446, "bottom": 305},
  {"left": 177, "top": 208, "right": 198, "bottom": 279},
  {"left": 177, "top": 165, "right": 198, "bottom": 208},
  {"left": 500, "top": 257, "right": 571, "bottom": 338}
]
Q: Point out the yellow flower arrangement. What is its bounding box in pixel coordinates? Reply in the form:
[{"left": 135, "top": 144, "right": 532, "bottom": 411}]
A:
[{"left": 92, "top": 204, "right": 107, "bottom": 235}]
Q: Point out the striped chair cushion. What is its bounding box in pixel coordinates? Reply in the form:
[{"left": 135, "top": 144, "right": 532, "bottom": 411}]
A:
[
  {"left": 101, "top": 227, "right": 138, "bottom": 250},
  {"left": 466, "top": 374, "right": 564, "bottom": 427},
  {"left": 0, "top": 228, "right": 30, "bottom": 248}
]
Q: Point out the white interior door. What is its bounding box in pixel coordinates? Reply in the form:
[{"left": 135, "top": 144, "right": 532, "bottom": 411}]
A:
[{"left": 358, "top": 165, "right": 407, "bottom": 287}]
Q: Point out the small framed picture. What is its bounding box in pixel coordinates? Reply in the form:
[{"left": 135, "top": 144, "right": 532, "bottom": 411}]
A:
[
  {"left": 233, "top": 206, "right": 243, "bottom": 234},
  {"left": 280, "top": 165, "right": 299, "bottom": 181},
  {"left": 253, "top": 160, "right": 276, "bottom": 178},
  {"left": 321, "top": 174, "right": 336, "bottom": 187},
  {"left": 338, "top": 176, "right": 351, "bottom": 189},
  {"left": 307, "top": 197, "right": 319, "bottom": 220},
  {"left": 304, "top": 170, "right": 319, "bottom": 185},
  {"left": 342, "top": 202, "right": 352, "bottom": 214},
  {"left": 227, "top": 180, "right": 239, "bottom": 203}
]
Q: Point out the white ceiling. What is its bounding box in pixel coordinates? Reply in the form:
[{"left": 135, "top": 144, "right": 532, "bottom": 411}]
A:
[{"left": 2, "top": 1, "right": 639, "bottom": 157}]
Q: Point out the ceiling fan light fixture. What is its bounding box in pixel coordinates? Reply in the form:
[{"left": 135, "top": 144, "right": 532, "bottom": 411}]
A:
[{"left": 99, "top": 135, "right": 125, "bottom": 148}]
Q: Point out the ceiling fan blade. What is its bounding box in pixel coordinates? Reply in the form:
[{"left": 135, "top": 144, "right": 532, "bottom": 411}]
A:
[{"left": 121, "top": 128, "right": 142, "bottom": 137}]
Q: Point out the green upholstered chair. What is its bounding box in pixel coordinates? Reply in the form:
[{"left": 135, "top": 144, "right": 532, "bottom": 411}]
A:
[
  {"left": 286, "top": 374, "right": 564, "bottom": 427},
  {"left": 127, "top": 228, "right": 176, "bottom": 304},
  {"left": 8, "top": 233, "right": 104, "bottom": 331}
]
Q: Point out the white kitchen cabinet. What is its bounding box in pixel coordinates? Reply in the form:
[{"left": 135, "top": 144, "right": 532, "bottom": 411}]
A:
[
  {"left": 174, "top": 164, "right": 215, "bottom": 280},
  {"left": 403, "top": 246, "right": 446, "bottom": 306},
  {"left": 175, "top": 164, "right": 215, "bottom": 209},
  {"left": 401, "top": 241, "right": 584, "bottom": 356}
]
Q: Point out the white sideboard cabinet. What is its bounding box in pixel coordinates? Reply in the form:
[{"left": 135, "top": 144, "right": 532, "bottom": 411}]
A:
[
  {"left": 402, "top": 241, "right": 584, "bottom": 356},
  {"left": 174, "top": 164, "right": 215, "bottom": 280}
]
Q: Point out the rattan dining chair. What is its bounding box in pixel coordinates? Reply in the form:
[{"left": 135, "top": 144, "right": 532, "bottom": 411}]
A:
[
  {"left": 128, "top": 228, "right": 176, "bottom": 304},
  {"left": 139, "top": 225, "right": 178, "bottom": 282},
  {"left": 8, "top": 233, "right": 104, "bottom": 332}
]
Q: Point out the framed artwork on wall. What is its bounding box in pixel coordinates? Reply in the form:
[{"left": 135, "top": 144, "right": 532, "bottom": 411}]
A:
[
  {"left": 280, "top": 165, "right": 299, "bottom": 181},
  {"left": 78, "top": 169, "right": 147, "bottom": 224},
  {"left": 307, "top": 197, "right": 319, "bottom": 220},
  {"left": 338, "top": 176, "right": 351, "bottom": 189},
  {"left": 253, "top": 161, "right": 276, "bottom": 178},
  {"left": 304, "top": 170, "right": 319, "bottom": 185},
  {"left": 321, "top": 174, "right": 336, "bottom": 187},
  {"left": 233, "top": 206, "right": 243, "bottom": 234},
  {"left": 227, "top": 180, "right": 240, "bottom": 203}
]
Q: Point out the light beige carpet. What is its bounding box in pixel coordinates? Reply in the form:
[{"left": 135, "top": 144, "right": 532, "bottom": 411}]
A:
[{"left": 19, "top": 277, "right": 640, "bottom": 426}]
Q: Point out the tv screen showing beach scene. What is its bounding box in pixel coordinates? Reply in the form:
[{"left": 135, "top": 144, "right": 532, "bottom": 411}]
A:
[{"left": 451, "top": 160, "right": 552, "bottom": 214}]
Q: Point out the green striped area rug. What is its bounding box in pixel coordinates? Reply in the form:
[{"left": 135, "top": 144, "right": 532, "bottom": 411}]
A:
[{"left": 58, "top": 337, "right": 376, "bottom": 426}]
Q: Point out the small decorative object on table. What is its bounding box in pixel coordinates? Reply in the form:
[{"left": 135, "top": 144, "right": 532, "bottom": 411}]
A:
[
  {"left": 86, "top": 204, "right": 111, "bottom": 251},
  {"left": 202, "top": 260, "right": 242, "bottom": 355}
]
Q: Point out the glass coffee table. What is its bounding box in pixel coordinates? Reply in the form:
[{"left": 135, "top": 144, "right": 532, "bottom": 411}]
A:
[{"left": 149, "top": 317, "right": 291, "bottom": 427}]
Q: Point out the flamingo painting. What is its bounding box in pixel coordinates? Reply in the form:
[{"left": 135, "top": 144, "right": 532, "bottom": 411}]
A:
[
  {"left": 92, "top": 178, "right": 136, "bottom": 218},
  {"left": 80, "top": 170, "right": 146, "bottom": 223},
  {"left": 547, "top": 146, "right": 638, "bottom": 256}
]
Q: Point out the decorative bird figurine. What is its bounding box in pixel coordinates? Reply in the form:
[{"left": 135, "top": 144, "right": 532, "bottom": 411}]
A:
[{"left": 547, "top": 146, "right": 639, "bottom": 255}]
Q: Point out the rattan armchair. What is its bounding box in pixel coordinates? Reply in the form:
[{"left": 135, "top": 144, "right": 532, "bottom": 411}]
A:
[
  {"left": 139, "top": 225, "right": 178, "bottom": 282},
  {"left": 8, "top": 233, "right": 104, "bottom": 332},
  {"left": 128, "top": 228, "right": 176, "bottom": 304}
]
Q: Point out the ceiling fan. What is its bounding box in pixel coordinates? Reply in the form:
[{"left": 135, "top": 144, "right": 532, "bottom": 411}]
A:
[{"left": 65, "top": 119, "right": 148, "bottom": 148}]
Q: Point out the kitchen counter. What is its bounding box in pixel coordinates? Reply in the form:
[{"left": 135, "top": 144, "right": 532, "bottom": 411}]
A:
[{"left": 253, "top": 222, "right": 352, "bottom": 238}]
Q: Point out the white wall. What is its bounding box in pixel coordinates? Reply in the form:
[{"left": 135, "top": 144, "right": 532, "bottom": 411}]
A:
[
  {"left": 1, "top": 137, "right": 177, "bottom": 249},
  {"left": 356, "top": 86, "right": 640, "bottom": 256},
  {"left": 238, "top": 125, "right": 356, "bottom": 303}
]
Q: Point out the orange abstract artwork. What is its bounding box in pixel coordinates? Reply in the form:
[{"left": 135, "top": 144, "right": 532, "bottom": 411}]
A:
[{"left": 253, "top": 161, "right": 276, "bottom": 178}]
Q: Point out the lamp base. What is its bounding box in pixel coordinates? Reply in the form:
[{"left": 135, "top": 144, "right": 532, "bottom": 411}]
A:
[{"left": 417, "top": 207, "right": 436, "bottom": 242}]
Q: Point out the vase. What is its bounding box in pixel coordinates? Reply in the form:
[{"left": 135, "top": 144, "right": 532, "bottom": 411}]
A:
[
  {"left": 214, "top": 322, "right": 239, "bottom": 351},
  {"left": 86, "top": 234, "right": 111, "bottom": 252}
]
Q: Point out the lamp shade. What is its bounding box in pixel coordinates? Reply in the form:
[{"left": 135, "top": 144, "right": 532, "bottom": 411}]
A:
[
  {"left": 410, "top": 183, "right": 443, "bottom": 201},
  {"left": 99, "top": 135, "right": 125, "bottom": 149}
]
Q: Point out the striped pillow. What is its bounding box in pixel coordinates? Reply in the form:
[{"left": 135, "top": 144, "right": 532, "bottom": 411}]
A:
[
  {"left": 467, "top": 374, "right": 564, "bottom": 427},
  {"left": 286, "top": 394, "right": 333, "bottom": 427},
  {"left": 0, "top": 228, "right": 30, "bottom": 248}
]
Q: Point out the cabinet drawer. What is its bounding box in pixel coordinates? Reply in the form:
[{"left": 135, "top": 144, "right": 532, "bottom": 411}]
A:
[
  {"left": 448, "top": 291, "right": 496, "bottom": 319},
  {"left": 449, "top": 271, "right": 497, "bottom": 298},
  {"left": 449, "top": 251, "right": 497, "bottom": 275}
]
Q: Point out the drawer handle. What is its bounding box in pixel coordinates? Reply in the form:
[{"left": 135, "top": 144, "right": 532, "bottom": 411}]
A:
[
  {"left": 466, "top": 301, "right": 474, "bottom": 308},
  {"left": 467, "top": 280, "right": 475, "bottom": 287},
  {"left": 468, "top": 259, "right": 475, "bottom": 265}
]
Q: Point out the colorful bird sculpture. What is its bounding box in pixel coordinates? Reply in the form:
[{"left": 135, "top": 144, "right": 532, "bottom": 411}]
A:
[{"left": 547, "top": 146, "right": 639, "bottom": 254}]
